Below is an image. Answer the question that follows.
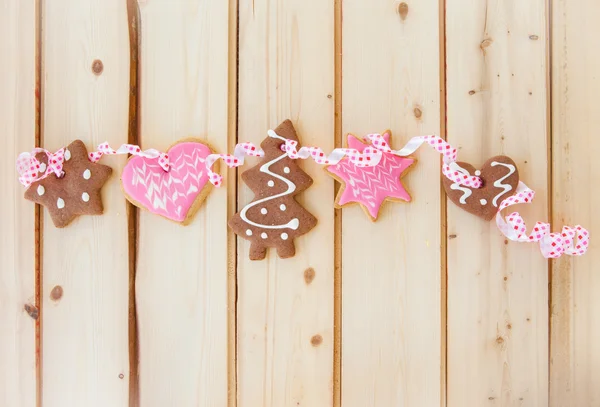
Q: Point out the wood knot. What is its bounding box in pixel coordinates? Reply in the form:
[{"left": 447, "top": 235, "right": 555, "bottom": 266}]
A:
[
  {"left": 480, "top": 38, "right": 493, "bottom": 55},
  {"left": 503, "top": 276, "right": 508, "bottom": 281},
  {"left": 304, "top": 268, "right": 315, "bottom": 284},
  {"left": 92, "top": 59, "right": 104, "bottom": 75},
  {"left": 119, "top": 373, "right": 125, "bottom": 379},
  {"left": 327, "top": 94, "right": 332, "bottom": 99},
  {"left": 468, "top": 90, "right": 476, "bottom": 95},
  {"left": 50, "top": 285, "right": 63, "bottom": 301},
  {"left": 507, "top": 323, "right": 512, "bottom": 330},
  {"left": 310, "top": 334, "right": 323, "bottom": 347},
  {"left": 398, "top": 2, "right": 409, "bottom": 20},
  {"left": 448, "top": 234, "right": 457, "bottom": 239},
  {"left": 529, "top": 35, "right": 539, "bottom": 40},
  {"left": 413, "top": 107, "right": 422, "bottom": 119},
  {"left": 496, "top": 336, "right": 504, "bottom": 344},
  {"left": 24, "top": 304, "right": 39, "bottom": 320}
]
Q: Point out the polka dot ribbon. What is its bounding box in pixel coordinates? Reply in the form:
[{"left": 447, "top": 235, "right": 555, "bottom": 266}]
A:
[
  {"left": 206, "top": 142, "right": 264, "bottom": 187},
  {"left": 496, "top": 182, "right": 589, "bottom": 258},
  {"left": 268, "top": 130, "right": 483, "bottom": 188},
  {"left": 269, "top": 130, "right": 383, "bottom": 168},
  {"left": 89, "top": 142, "right": 170, "bottom": 171},
  {"left": 16, "top": 148, "right": 66, "bottom": 187}
]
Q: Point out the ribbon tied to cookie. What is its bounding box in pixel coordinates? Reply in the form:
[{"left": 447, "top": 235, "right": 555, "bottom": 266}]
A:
[{"left": 16, "top": 147, "right": 66, "bottom": 187}]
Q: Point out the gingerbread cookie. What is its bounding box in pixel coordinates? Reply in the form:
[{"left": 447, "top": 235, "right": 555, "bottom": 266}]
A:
[
  {"left": 443, "top": 155, "right": 519, "bottom": 220},
  {"left": 121, "top": 138, "right": 217, "bottom": 225},
  {"left": 325, "top": 132, "right": 416, "bottom": 221},
  {"left": 24, "top": 140, "right": 113, "bottom": 228},
  {"left": 229, "top": 120, "right": 317, "bottom": 260}
]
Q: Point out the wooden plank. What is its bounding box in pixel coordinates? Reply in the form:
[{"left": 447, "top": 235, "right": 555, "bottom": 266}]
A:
[
  {"left": 135, "top": 1, "right": 230, "bottom": 406},
  {"left": 340, "top": 1, "right": 442, "bottom": 406},
  {"left": 446, "top": 0, "right": 549, "bottom": 406},
  {"left": 550, "top": 1, "right": 600, "bottom": 405},
  {"left": 236, "top": 0, "right": 334, "bottom": 406},
  {"left": 41, "top": 0, "right": 131, "bottom": 405},
  {"left": 0, "top": 0, "right": 37, "bottom": 406}
]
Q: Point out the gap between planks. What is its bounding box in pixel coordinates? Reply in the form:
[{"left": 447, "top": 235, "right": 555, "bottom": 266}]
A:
[
  {"left": 439, "top": 0, "right": 448, "bottom": 404},
  {"left": 333, "top": 0, "right": 343, "bottom": 406},
  {"left": 227, "top": 0, "right": 239, "bottom": 405},
  {"left": 35, "top": 0, "right": 43, "bottom": 406},
  {"left": 126, "top": 0, "right": 141, "bottom": 406}
]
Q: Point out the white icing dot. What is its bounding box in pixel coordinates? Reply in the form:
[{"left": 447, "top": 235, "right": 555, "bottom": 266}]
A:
[
  {"left": 281, "top": 233, "right": 289, "bottom": 240},
  {"left": 82, "top": 192, "right": 90, "bottom": 202},
  {"left": 480, "top": 199, "right": 487, "bottom": 205},
  {"left": 37, "top": 185, "right": 45, "bottom": 196},
  {"left": 261, "top": 208, "right": 268, "bottom": 215},
  {"left": 283, "top": 167, "right": 290, "bottom": 174},
  {"left": 39, "top": 162, "right": 47, "bottom": 173},
  {"left": 475, "top": 170, "right": 481, "bottom": 176},
  {"left": 261, "top": 232, "right": 268, "bottom": 239},
  {"left": 246, "top": 229, "right": 253, "bottom": 236},
  {"left": 56, "top": 198, "right": 65, "bottom": 209},
  {"left": 64, "top": 149, "right": 71, "bottom": 161},
  {"left": 267, "top": 180, "right": 275, "bottom": 187},
  {"left": 83, "top": 169, "right": 91, "bottom": 180},
  {"left": 280, "top": 204, "right": 286, "bottom": 211}
]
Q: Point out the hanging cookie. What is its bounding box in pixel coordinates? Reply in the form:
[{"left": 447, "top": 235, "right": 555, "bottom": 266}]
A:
[
  {"left": 325, "top": 132, "right": 416, "bottom": 221},
  {"left": 442, "top": 155, "right": 519, "bottom": 220},
  {"left": 229, "top": 120, "right": 317, "bottom": 260},
  {"left": 120, "top": 138, "right": 217, "bottom": 225},
  {"left": 23, "top": 140, "right": 113, "bottom": 228}
]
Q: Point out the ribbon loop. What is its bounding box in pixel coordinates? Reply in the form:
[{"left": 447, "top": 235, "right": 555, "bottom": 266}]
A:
[
  {"left": 206, "top": 142, "right": 264, "bottom": 187},
  {"left": 496, "top": 182, "right": 589, "bottom": 258}
]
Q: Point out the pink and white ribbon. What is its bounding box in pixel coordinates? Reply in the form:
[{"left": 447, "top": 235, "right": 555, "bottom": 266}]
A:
[
  {"left": 89, "top": 142, "right": 170, "bottom": 171},
  {"left": 267, "top": 130, "right": 483, "bottom": 188},
  {"left": 206, "top": 142, "right": 264, "bottom": 187},
  {"left": 365, "top": 134, "right": 483, "bottom": 188},
  {"left": 269, "top": 130, "right": 383, "bottom": 168},
  {"left": 496, "top": 182, "right": 589, "bottom": 258},
  {"left": 16, "top": 148, "right": 66, "bottom": 187}
]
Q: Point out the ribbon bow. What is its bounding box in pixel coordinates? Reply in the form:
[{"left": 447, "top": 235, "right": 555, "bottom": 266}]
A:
[{"left": 16, "top": 148, "right": 66, "bottom": 187}]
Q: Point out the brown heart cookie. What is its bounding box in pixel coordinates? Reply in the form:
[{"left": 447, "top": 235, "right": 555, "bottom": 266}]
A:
[{"left": 442, "top": 155, "right": 519, "bottom": 221}]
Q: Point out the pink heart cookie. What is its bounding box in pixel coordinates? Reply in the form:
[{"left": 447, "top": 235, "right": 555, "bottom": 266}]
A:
[{"left": 121, "top": 139, "right": 217, "bottom": 224}]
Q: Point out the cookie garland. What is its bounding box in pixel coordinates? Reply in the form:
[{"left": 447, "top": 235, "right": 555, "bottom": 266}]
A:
[
  {"left": 15, "top": 124, "right": 589, "bottom": 259},
  {"left": 229, "top": 120, "right": 318, "bottom": 260}
]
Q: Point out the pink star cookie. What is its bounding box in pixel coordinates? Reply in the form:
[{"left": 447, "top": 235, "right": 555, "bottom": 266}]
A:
[{"left": 326, "top": 132, "right": 416, "bottom": 221}]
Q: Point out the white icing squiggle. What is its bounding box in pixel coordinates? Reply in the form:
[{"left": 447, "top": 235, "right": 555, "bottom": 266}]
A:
[
  {"left": 449, "top": 162, "right": 472, "bottom": 204},
  {"left": 240, "top": 153, "right": 299, "bottom": 230},
  {"left": 491, "top": 161, "right": 516, "bottom": 207}
]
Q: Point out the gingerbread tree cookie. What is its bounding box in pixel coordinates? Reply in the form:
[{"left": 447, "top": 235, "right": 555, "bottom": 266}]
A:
[
  {"left": 229, "top": 120, "right": 317, "bottom": 260},
  {"left": 24, "top": 140, "right": 112, "bottom": 228}
]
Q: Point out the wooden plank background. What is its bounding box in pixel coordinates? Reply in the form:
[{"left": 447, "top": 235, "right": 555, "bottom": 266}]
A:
[{"left": 0, "top": 0, "right": 596, "bottom": 406}]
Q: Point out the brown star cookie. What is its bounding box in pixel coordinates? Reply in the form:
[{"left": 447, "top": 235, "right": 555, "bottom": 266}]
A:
[{"left": 24, "top": 140, "right": 112, "bottom": 228}]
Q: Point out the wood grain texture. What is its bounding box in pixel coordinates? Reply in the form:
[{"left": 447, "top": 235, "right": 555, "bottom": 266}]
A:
[
  {"left": 236, "top": 0, "right": 335, "bottom": 406},
  {"left": 0, "top": 0, "right": 36, "bottom": 406},
  {"left": 340, "top": 1, "right": 442, "bottom": 406},
  {"left": 41, "top": 0, "right": 131, "bottom": 405},
  {"left": 446, "top": 0, "right": 549, "bottom": 406},
  {"left": 550, "top": 1, "right": 600, "bottom": 406},
  {"left": 135, "top": 1, "right": 230, "bottom": 406}
]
